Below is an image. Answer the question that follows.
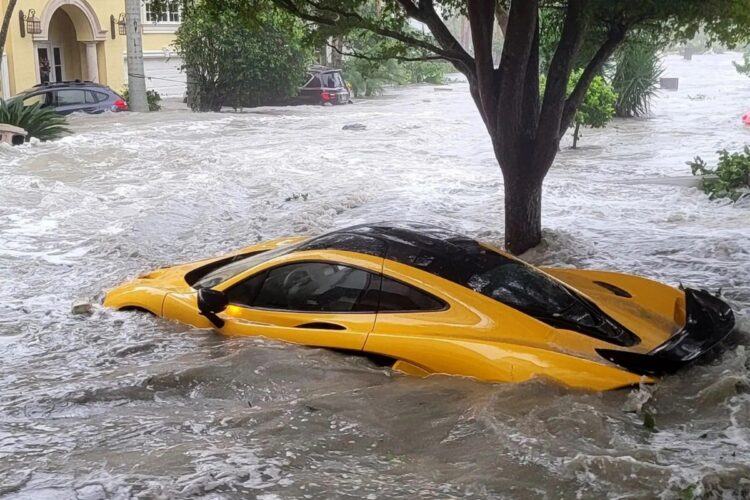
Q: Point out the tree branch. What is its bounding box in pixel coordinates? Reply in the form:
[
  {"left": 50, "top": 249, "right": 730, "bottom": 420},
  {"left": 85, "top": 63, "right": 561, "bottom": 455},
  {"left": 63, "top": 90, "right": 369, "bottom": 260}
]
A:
[
  {"left": 326, "top": 42, "right": 445, "bottom": 62},
  {"left": 467, "top": 0, "right": 498, "bottom": 132},
  {"left": 536, "top": 0, "right": 588, "bottom": 156},
  {"left": 394, "top": 0, "right": 475, "bottom": 75},
  {"left": 274, "top": 0, "right": 454, "bottom": 61},
  {"left": 560, "top": 23, "right": 626, "bottom": 133},
  {"left": 495, "top": 0, "right": 538, "bottom": 161}
]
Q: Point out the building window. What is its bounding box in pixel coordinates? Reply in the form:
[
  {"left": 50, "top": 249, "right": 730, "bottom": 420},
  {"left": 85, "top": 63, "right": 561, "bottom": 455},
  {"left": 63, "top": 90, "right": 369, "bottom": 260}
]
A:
[{"left": 144, "top": 1, "right": 181, "bottom": 24}]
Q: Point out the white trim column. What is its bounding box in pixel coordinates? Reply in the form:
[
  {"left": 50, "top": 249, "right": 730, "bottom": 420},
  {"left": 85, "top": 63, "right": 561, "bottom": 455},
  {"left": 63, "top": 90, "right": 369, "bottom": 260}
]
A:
[
  {"left": 85, "top": 42, "right": 99, "bottom": 82},
  {"left": 1, "top": 54, "right": 10, "bottom": 99}
]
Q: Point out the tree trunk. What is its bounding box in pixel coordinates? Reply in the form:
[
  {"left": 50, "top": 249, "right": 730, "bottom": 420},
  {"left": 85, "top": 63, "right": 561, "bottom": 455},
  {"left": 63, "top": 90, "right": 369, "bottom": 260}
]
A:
[
  {"left": 572, "top": 121, "right": 580, "bottom": 148},
  {"left": 0, "top": 0, "right": 18, "bottom": 63},
  {"left": 503, "top": 171, "right": 543, "bottom": 255}
]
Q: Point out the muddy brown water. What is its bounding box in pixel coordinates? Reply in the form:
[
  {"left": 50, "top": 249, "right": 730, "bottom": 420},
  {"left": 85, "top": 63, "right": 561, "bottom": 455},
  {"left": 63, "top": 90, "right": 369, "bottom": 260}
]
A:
[{"left": 1, "top": 53, "right": 749, "bottom": 499}]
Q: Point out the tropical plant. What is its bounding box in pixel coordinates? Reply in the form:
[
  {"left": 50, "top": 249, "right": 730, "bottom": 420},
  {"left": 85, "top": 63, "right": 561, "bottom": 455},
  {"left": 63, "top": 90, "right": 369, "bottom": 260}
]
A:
[
  {"left": 175, "top": 5, "right": 311, "bottom": 111},
  {"left": 567, "top": 70, "right": 617, "bottom": 148},
  {"left": 344, "top": 57, "right": 404, "bottom": 97},
  {"left": 121, "top": 87, "right": 162, "bottom": 112},
  {"left": 689, "top": 147, "right": 750, "bottom": 201},
  {"left": 612, "top": 42, "right": 664, "bottom": 117},
  {"left": 0, "top": 98, "right": 69, "bottom": 141},
  {"left": 402, "top": 60, "right": 448, "bottom": 84},
  {"left": 339, "top": 28, "right": 446, "bottom": 97}
]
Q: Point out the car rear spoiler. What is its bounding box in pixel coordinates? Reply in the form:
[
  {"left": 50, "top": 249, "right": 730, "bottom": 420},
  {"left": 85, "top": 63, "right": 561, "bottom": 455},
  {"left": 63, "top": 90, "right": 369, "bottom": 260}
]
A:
[{"left": 596, "top": 288, "right": 735, "bottom": 376}]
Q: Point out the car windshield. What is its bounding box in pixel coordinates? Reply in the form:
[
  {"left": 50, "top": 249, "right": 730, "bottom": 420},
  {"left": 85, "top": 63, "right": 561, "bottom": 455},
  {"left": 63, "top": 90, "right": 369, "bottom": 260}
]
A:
[{"left": 192, "top": 244, "right": 299, "bottom": 289}]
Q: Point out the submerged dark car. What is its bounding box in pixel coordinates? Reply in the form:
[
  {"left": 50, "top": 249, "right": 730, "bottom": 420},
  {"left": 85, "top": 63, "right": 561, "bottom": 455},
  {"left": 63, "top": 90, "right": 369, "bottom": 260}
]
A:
[
  {"left": 297, "top": 66, "right": 351, "bottom": 105},
  {"left": 12, "top": 81, "right": 128, "bottom": 115}
]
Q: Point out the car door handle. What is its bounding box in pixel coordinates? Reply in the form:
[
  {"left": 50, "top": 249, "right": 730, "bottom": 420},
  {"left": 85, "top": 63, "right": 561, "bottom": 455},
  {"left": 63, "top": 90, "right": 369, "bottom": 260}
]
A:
[{"left": 295, "top": 322, "right": 346, "bottom": 331}]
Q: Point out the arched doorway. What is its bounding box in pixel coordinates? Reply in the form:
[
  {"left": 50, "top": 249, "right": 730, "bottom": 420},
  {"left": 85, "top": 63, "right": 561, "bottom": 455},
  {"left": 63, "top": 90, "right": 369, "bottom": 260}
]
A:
[{"left": 34, "top": 0, "right": 107, "bottom": 84}]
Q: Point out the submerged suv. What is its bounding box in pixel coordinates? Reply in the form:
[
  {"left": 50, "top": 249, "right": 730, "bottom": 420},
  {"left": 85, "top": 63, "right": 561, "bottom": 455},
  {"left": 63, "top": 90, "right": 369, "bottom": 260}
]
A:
[
  {"left": 297, "top": 66, "right": 351, "bottom": 105},
  {"left": 12, "top": 81, "right": 128, "bottom": 115}
]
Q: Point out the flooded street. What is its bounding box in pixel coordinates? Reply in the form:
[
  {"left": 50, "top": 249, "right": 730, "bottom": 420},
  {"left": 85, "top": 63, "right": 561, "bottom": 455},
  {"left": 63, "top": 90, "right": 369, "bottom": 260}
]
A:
[{"left": 1, "top": 52, "right": 749, "bottom": 498}]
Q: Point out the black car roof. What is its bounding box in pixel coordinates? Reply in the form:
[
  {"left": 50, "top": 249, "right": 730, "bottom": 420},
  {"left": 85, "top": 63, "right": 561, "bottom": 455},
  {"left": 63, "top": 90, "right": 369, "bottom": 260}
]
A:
[
  {"left": 297, "top": 222, "right": 500, "bottom": 283},
  {"left": 32, "top": 80, "right": 106, "bottom": 89},
  {"left": 18, "top": 81, "right": 113, "bottom": 96}
]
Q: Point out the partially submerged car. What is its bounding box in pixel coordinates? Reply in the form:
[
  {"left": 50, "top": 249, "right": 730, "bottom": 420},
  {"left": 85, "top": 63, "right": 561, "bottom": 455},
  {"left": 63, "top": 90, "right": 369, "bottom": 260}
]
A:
[
  {"left": 297, "top": 66, "right": 351, "bottom": 105},
  {"left": 12, "top": 81, "right": 128, "bottom": 115},
  {"left": 104, "top": 223, "right": 735, "bottom": 391}
]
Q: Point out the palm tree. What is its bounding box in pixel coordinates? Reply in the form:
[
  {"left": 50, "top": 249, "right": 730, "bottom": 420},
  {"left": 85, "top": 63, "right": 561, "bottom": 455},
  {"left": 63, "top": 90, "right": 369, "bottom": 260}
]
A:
[{"left": 612, "top": 42, "right": 664, "bottom": 118}]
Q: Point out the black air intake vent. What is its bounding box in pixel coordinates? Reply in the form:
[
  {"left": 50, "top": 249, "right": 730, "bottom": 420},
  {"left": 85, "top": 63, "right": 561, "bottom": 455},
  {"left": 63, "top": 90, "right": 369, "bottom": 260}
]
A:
[{"left": 593, "top": 281, "right": 632, "bottom": 298}]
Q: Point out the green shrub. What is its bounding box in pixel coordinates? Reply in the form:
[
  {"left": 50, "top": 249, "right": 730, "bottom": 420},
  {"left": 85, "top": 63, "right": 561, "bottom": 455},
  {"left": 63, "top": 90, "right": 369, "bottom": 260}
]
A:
[
  {"left": 689, "top": 147, "right": 750, "bottom": 201},
  {"left": 0, "top": 98, "right": 69, "bottom": 141},
  {"left": 568, "top": 69, "right": 617, "bottom": 148},
  {"left": 401, "top": 60, "right": 447, "bottom": 84},
  {"left": 121, "top": 87, "right": 162, "bottom": 111},
  {"left": 176, "top": 6, "right": 311, "bottom": 111}
]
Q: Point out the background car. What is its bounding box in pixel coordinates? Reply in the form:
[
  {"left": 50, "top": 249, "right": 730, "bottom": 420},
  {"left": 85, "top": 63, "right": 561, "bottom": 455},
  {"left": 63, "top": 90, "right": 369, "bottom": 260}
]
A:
[
  {"left": 296, "top": 66, "right": 351, "bottom": 105},
  {"left": 12, "top": 81, "right": 128, "bottom": 115}
]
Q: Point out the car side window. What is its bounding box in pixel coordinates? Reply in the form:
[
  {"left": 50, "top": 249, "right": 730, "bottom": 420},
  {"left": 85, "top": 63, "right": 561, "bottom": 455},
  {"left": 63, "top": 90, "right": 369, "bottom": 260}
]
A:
[
  {"left": 230, "top": 262, "right": 377, "bottom": 313},
  {"left": 305, "top": 75, "right": 321, "bottom": 88},
  {"left": 378, "top": 276, "right": 446, "bottom": 312},
  {"left": 55, "top": 89, "right": 86, "bottom": 106},
  {"left": 22, "top": 94, "right": 44, "bottom": 107}
]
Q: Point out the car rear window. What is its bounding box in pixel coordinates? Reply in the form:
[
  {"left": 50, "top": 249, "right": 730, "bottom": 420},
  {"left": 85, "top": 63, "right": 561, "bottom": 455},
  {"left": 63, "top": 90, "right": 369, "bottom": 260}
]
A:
[{"left": 86, "top": 90, "right": 109, "bottom": 103}]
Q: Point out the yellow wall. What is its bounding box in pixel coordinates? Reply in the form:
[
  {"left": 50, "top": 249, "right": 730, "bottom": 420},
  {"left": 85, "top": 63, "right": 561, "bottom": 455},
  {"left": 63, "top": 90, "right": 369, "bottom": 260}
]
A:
[{"left": 1, "top": 0, "right": 177, "bottom": 96}]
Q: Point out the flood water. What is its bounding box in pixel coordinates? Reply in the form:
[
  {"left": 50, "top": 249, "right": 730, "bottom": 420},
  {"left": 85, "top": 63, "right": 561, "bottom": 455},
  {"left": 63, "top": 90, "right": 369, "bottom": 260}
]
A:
[{"left": 1, "top": 53, "right": 749, "bottom": 499}]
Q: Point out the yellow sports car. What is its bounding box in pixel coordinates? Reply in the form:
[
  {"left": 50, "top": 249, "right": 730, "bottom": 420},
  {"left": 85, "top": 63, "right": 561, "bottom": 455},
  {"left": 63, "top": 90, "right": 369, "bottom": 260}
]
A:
[{"left": 104, "top": 223, "right": 735, "bottom": 391}]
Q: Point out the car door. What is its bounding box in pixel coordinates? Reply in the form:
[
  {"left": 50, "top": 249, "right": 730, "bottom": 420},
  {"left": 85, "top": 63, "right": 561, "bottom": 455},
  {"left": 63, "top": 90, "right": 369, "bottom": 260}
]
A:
[
  {"left": 22, "top": 91, "right": 52, "bottom": 108},
  {"left": 216, "top": 261, "right": 381, "bottom": 351},
  {"left": 53, "top": 89, "right": 87, "bottom": 115}
]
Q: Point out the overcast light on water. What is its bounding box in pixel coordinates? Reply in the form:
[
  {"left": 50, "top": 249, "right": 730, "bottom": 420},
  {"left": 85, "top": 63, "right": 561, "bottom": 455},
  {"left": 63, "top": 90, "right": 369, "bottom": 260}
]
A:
[{"left": 0, "top": 52, "right": 749, "bottom": 499}]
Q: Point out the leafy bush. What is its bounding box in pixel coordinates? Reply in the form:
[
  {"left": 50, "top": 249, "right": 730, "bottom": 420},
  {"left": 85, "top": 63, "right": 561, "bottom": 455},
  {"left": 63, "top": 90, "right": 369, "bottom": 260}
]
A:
[
  {"left": 0, "top": 98, "right": 69, "bottom": 141},
  {"left": 540, "top": 70, "right": 617, "bottom": 148},
  {"left": 612, "top": 42, "right": 664, "bottom": 117},
  {"left": 568, "top": 69, "right": 617, "bottom": 148},
  {"left": 689, "top": 147, "right": 750, "bottom": 201},
  {"left": 341, "top": 29, "right": 446, "bottom": 98},
  {"left": 176, "top": 6, "right": 311, "bottom": 111},
  {"left": 121, "top": 87, "right": 162, "bottom": 111},
  {"left": 402, "top": 60, "right": 448, "bottom": 84}
]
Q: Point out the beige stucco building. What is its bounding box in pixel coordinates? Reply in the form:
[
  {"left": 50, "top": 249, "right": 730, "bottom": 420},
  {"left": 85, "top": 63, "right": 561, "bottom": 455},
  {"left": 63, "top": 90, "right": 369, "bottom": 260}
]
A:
[{"left": 0, "top": 0, "right": 186, "bottom": 99}]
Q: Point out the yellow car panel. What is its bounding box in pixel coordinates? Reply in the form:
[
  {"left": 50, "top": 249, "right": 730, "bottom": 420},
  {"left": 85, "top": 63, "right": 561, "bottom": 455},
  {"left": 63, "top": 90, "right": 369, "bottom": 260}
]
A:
[{"left": 103, "top": 223, "right": 735, "bottom": 391}]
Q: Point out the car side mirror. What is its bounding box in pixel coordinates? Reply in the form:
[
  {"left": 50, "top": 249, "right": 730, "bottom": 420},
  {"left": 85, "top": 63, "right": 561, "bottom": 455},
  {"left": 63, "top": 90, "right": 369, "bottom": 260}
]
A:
[{"left": 197, "top": 288, "right": 228, "bottom": 328}]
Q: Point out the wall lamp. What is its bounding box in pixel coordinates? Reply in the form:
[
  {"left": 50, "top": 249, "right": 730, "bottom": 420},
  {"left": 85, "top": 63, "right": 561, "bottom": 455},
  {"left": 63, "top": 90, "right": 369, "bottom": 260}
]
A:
[{"left": 19, "top": 9, "right": 42, "bottom": 38}]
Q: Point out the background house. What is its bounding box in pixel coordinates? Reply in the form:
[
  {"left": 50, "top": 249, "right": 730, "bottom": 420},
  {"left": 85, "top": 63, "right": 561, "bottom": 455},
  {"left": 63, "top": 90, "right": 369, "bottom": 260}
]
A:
[{"left": 0, "top": 0, "right": 186, "bottom": 99}]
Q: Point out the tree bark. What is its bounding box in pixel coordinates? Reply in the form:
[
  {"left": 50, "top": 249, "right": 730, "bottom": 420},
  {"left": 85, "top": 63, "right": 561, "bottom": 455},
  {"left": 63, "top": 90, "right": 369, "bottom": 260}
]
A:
[
  {"left": 0, "top": 0, "right": 18, "bottom": 63},
  {"left": 572, "top": 121, "right": 580, "bottom": 148},
  {"left": 503, "top": 170, "right": 543, "bottom": 255}
]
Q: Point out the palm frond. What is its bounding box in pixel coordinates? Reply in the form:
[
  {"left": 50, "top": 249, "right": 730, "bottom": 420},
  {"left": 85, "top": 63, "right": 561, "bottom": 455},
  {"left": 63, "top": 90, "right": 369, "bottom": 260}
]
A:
[
  {"left": 612, "top": 42, "right": 664, "bottom": 118},
  {"left": 0, "top": 99, "right": 70, "bottom": 141}
]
